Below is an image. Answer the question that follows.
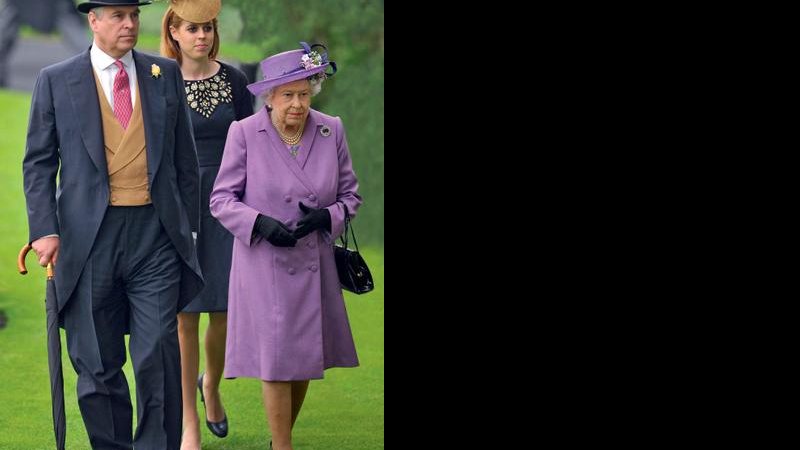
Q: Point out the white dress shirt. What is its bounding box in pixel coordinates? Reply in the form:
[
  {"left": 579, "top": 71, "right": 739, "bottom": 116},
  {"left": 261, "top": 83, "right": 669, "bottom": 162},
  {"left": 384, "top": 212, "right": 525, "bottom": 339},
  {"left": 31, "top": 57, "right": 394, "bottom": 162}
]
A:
[{"left": 90, "top": 42, "right": 137, "bottom": 111}]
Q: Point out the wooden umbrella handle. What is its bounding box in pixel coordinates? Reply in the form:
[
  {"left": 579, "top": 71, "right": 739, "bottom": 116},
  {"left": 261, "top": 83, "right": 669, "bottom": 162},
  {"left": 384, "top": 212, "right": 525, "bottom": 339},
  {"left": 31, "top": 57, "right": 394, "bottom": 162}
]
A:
[
  {"left": 19, "top": 244, "right": 55, "bottom": 278},
  {"left": 18, "top": 244, "right": 32, "bottom": 275}
]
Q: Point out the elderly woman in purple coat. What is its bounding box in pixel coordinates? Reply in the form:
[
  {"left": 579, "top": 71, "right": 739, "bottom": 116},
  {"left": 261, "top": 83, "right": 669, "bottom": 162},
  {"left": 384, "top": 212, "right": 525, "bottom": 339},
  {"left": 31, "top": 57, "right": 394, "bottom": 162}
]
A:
[{"left": 209, "top": 42, "right": 362, "bottom": 450}]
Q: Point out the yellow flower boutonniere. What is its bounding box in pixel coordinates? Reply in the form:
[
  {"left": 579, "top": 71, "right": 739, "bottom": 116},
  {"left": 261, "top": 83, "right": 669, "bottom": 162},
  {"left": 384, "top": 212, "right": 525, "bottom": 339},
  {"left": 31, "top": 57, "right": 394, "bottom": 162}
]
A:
[{"left": 151, "top": 64, "right": 162, "bottom": 79}]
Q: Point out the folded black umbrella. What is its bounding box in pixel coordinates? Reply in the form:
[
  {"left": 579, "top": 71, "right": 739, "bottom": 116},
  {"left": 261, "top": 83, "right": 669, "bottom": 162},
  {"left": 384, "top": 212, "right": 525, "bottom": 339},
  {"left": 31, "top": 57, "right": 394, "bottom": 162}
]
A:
[{"left": 19, "top": 244, "right": 66, "bottom": 450}]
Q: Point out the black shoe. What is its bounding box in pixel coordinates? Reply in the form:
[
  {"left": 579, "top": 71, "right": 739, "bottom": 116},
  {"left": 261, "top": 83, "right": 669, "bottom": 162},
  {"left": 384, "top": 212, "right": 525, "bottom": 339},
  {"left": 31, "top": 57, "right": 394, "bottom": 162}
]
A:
[{"left": 198, "top": 372, "right": 229, "bottom": 438}]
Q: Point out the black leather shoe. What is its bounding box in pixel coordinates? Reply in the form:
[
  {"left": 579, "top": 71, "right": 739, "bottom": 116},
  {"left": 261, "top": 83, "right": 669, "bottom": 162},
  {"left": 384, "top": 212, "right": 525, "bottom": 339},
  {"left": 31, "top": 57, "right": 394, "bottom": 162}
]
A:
[{"left": 198, "top": 373, "right": 229, "bottom": 438}]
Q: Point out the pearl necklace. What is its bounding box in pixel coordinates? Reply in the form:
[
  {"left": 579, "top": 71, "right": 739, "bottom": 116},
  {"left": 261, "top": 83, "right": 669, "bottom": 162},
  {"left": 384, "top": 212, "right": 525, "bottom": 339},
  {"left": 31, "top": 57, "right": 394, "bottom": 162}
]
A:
[{"left": 272, "top": 117, "right": 304, "bottom": 145}]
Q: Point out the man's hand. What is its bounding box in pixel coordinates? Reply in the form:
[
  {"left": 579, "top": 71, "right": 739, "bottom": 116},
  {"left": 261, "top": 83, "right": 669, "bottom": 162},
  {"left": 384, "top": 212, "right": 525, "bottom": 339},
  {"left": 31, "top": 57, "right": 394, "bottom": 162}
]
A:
[{"left": 31, "top": 236, "right": 60, "bottom": 267}]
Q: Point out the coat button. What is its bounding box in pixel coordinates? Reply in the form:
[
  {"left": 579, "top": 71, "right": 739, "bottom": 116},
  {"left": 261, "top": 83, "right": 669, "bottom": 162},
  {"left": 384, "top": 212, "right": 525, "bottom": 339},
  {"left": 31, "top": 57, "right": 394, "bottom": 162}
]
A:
[
  {"left": 284, "top": 196, "right": 292, "bottom": 203},
  {"left": 308, "top": 194, "right": 317, "bottom": 201},
  {"left": 144, "top": 195, "right": 150, "bottom": 201},
  {"left": 309, "top": 264, "right": 318, "bottom": 272},
  {"left": 111, "top": 197, "right": 117, "bottom": 203},
  {"left": 288, "top": 267, "right": 296, "bottom": 275}
]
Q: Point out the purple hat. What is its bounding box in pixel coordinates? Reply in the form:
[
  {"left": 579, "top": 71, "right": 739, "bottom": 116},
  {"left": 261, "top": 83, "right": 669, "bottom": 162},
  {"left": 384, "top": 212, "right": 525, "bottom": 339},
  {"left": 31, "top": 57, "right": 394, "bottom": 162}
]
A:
[
  {"left": 247, "top": 42, "right": 337, "bottom": 97},
  {"left": 77, "top": 0, "right": 152, "bottom": 14}
]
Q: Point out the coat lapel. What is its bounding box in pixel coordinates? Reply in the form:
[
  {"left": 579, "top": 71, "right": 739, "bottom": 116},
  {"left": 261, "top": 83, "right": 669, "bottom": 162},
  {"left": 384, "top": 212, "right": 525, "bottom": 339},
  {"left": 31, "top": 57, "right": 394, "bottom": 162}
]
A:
[
  {"left": 257, "top": 109, "right": 319, "bottom": 197},
  {"left": 67, "top": 51, "right": 107, "bottom": 180},
  {"left": 133, "top": 51, "right": 165, "bottom": 185},
  {"left": 296, "top": 112, "right": 318, "bottom": 169}
]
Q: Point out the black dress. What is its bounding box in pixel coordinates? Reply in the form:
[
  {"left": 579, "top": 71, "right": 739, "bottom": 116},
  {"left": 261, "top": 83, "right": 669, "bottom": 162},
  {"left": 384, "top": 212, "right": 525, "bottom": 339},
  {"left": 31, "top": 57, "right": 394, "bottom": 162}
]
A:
[{"left": 182, "top": 62, "right": 254, "bottom": 312}]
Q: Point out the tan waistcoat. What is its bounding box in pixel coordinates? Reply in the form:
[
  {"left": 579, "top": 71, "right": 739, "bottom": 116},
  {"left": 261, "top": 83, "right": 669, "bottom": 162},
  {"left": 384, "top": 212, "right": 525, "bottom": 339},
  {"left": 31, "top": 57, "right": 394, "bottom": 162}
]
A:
[{"left": 93, "top": 72, "right": 151, "bottom": 206}]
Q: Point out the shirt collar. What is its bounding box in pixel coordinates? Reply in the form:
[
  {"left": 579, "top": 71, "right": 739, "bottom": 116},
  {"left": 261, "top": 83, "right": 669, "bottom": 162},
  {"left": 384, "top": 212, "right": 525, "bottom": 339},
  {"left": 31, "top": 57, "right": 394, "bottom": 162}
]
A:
[{"left": 90, "top": 41, "right": 135, "bottom": 72}]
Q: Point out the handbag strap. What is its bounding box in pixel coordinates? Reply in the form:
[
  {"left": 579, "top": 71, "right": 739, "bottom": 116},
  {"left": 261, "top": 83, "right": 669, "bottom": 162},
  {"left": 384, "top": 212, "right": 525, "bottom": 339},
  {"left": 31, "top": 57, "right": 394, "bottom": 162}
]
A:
[{"left": 340, "top": 204, "right": 361, "bottom": 253}]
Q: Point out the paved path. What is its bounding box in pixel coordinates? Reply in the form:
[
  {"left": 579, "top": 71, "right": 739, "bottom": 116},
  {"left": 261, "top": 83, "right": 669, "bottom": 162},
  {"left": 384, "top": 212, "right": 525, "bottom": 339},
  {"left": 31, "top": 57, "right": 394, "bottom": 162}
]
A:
[{"left": 5, "top": 37, "right": 90, "bottom": 92}]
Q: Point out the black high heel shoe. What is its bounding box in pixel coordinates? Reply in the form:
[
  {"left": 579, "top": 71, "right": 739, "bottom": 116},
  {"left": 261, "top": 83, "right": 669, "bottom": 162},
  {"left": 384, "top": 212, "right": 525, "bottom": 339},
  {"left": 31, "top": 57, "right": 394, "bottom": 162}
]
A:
[{"left": 198, "top": 372, "right": 229, "bottom": 438}]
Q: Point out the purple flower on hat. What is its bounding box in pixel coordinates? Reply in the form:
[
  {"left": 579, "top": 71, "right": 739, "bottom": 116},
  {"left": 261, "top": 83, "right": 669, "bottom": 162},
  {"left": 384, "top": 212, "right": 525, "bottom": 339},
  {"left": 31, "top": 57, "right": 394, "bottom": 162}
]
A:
[
  {"left": 301, "top": 53, "right": 323, "bottom": 70},
  {"left": 299, "top": 41, "right": 329, "bottom": 71}
]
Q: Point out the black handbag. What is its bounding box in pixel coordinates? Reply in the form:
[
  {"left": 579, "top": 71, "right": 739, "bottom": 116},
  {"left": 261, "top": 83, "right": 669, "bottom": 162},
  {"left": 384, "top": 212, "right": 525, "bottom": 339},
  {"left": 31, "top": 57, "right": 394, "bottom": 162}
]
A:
[{"left": 334, "top": 207, "right": 374, "bottom": 294}]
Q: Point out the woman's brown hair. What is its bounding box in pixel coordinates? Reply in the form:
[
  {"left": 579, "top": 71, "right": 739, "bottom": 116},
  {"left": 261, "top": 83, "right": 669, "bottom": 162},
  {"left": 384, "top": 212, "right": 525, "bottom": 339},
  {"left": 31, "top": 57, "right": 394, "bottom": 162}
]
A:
[{"left": 160, "top": 8, "right": 220, "bottom": 66}]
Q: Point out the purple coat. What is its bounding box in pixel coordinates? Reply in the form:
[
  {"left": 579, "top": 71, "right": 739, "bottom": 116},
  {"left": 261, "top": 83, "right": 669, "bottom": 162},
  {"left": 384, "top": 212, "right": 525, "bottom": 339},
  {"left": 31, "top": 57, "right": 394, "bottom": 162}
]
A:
[{"left": 210, "top": 107, "right": 362, "bottom": 381}]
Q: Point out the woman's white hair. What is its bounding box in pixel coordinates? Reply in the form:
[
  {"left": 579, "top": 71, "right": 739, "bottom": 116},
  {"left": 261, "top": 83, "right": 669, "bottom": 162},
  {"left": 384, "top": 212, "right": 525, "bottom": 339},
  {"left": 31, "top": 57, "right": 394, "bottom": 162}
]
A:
[{"left": 261, "top": 77, "right": 325, "bottom": 108}]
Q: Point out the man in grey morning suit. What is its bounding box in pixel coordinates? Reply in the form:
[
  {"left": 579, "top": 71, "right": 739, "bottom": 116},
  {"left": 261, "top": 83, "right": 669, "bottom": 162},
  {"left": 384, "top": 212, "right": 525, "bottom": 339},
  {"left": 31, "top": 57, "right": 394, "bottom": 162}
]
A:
[{"left": 22, "top": 1, "right": 203, "bottom": 448}]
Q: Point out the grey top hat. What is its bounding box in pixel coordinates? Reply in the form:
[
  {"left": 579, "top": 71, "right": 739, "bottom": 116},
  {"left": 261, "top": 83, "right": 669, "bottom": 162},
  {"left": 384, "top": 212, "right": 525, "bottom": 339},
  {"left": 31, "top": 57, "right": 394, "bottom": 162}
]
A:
[{"left": 77, "top": 0, "right": 153, "bottom": 14}]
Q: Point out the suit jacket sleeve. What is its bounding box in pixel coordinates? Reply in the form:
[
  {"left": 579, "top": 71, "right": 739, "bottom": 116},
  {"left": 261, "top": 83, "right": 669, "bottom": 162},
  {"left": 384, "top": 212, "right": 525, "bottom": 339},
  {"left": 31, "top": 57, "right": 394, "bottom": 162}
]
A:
[
  {"left": 209, "top": 120, "right": 260, "bottom": 246},
  {"left": 172, "top": 65, "right": 200, "bottom": 232},
  {"left": 23, "top": 69, "right": 60, "bottom": 242}
]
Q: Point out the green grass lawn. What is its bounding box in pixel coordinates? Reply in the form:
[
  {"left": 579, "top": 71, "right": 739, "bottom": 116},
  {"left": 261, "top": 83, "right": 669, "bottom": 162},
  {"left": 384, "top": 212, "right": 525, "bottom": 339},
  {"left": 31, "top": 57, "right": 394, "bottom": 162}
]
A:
[{"left": 0, "top": 90, "right": 384, "bottom": 449}]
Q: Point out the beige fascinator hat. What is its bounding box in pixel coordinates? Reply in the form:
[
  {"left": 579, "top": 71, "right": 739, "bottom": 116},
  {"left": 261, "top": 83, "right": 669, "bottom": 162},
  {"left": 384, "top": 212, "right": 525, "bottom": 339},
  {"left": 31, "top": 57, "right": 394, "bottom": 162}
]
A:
[{"left": 168, "top": 0, "right": 221, "bottom": 23}]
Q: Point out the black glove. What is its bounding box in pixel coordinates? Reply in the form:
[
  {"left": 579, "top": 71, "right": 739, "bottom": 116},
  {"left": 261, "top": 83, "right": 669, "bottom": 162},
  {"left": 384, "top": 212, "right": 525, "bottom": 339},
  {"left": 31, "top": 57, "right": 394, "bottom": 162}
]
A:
[
  {"left": 254, "top": 214, "right": 297, "bottom": 247},
  {"left": 293, "top": 202, "right": 332, "bottom": 239}
]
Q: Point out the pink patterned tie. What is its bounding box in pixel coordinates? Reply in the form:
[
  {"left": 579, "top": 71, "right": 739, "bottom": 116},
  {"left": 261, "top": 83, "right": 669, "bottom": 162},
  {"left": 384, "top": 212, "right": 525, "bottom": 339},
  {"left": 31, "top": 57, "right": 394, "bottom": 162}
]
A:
[{"left": 113, "top": 60, "right": 132, "bottom": 129}]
